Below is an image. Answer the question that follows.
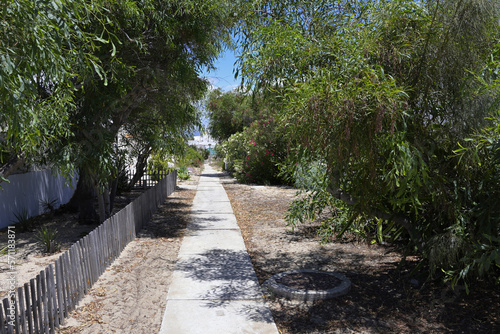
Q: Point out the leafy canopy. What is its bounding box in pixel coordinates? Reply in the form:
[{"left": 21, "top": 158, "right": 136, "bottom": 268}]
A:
[{"left": 236, "top": 0, "right": 500, "bottom": 286}]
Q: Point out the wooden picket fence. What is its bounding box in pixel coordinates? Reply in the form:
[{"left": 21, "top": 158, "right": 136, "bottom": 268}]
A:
[
  {"left": 0, "top": 170, "right": 177, "bottom": 334},
  {"left": 126, "top": 169, "right": 174, "bottom": 189}
]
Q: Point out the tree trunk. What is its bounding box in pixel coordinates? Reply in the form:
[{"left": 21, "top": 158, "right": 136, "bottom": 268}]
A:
[
  {"left": 103, "top": 184, "right": 111, "bottom": 218},
  {"left": 93, "top": 181, "right": 112, "bottom": 223},
  {"left": 109, "top": 176, "right": 119, "bottom": 213},
  {"left": 96, "top": 191, "right": 106, "bottom": 223},
  {"left": 68, "top": 169, "right": 98, "bottom": 224},
  {"left": 128, "top": 149, "right": 151, "bottom": 188}
]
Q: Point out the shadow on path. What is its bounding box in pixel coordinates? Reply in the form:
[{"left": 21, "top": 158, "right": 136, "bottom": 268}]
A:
[{"left": 176, "top": 249, "right": 275, "bottom": 323}]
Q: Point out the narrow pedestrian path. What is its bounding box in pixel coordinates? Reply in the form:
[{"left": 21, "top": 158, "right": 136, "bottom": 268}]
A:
[{"left": 159, "top": 164, "right": 279, "bottom": 334}]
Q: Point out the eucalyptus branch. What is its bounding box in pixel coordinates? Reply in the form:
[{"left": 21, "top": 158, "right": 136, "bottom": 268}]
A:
[
  {"left": 0, "top": 153, "right": 25, "bottom": 183},
  {"left": 326, "top": 186, "right": 423, "bottom": 252}
]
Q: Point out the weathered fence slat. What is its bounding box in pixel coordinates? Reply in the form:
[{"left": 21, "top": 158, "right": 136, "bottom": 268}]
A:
[
  {"left": 68, "top": 246, "right": 79, "bottom": 306},
  {"left": 78, "top": 238, "right": 87, "bottom": 292},
  {"left": 126, "top": 204, "right": 132, "bottom": 243},
  {"left": 18, "top": 287, "right": 27, "bottom": 334},
  {"left": 59, "top": 254, "right": 69, "bottom": 315},
  {"left": 44, "top": 268, "right": 55, "bottom": 333},
  {"left": 102, "top": 221, "right": 110, "bottom": 267},
  {"left": 108, "top": 217, "right": 116, "bottom": 262},
  {"left": 69, "top": 245, "right": 82, "bottom": 305},
  {"left": 68, "top": 248, "right": 78, "bottom": 310},
  {"left": 61, "top": 253, "right": 73, "bottom": 312},
  {"left": 116, "top": 215, "right": 122, "bottom": 256},
  {"left": 29, "top": 279, "right": 38, "bottom": 334},
  {"left": 82, "top": 235, "right": 93, "bottom": 288},
  {"left": 40, "top": 270, "right": 49, "bottom": 333},
  {"left": 35, "top": 274, "right": 44, "bottom": 333},
  {"left": 76, "top": 245, "right": 84, "bottom": 304},
  {"left": 99, "top": 226, "right": 105, "bottom": 271},
  {"left": 2, "top": 298, "right": 12, "bottom": 334},
  {"left": 14, "top": 288, "right": 20, "bottom": 334},
  {"left": 67, "top": 248, "right": 77, "bottom": 311},
  {"left": 101, "top": 222, "right": 108, "bottom": 266},
  {"left": 96, "top": 227, "right": 105, "bottom": 276},
  {"left": 47, "top": 264, "right": 58, "bottom": 330},
  {"left": 87, "top": 233, "right": 97, "bottom": 287},
  {"left": 23, "top": 283, "right": 33, "bottom": 334},
  {"left": 90, "top": 231, "right": 99, "bottom": 279},
  {"left": 54, "top": 258, "right": 65, "bottom": 324},
  {"left": 0, "top": 300, "right": 5, "bottom": 334},
  {"left": 109, "top": 219, "right": 114, "bottom": 262}
]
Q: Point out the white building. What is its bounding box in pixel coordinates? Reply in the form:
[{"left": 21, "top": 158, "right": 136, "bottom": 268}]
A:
[{"left": 188, "top": 133, "right": 217, "bottom": 151}]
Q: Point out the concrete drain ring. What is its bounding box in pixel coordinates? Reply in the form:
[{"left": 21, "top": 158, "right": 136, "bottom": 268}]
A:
[{"left": 263, "top": 269, "right": 351, "bottom": 302}]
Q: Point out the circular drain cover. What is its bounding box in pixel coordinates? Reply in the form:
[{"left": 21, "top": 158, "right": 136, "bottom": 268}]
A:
[{"left": 263, "top": 269, "right": 351, "bottom": 302}]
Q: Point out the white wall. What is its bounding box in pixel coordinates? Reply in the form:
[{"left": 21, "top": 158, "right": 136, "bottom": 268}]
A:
[{"left": 0, "top": 170, "right": 78, "bottom": 229}]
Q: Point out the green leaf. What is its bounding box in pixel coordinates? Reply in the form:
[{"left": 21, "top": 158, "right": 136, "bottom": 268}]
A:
[{"left": 94, "top": 36, "right": 109, "bottom": 44}]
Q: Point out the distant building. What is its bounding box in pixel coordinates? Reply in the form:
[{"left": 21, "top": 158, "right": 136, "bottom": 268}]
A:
[{"left": 188, "top": 133, "right": 217, "bottom": 152}]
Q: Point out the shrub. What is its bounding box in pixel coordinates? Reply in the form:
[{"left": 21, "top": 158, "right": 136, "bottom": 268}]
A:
[
  {"left": 183, "top": 146, "right": 204, "bottom": 167},
  {"left": 200, "top": 148, "right": 210, "bottom": 160},
  {"left": 11, "top": 208, "right": 36, "bottom": 232},
  {"left": 219, "top": 132, "right": 246, "bottom": 173},
  {"left": 40, "top": 198, "right": 58, "bottom": 213},
  {"left": 36, "top": 226, "right": 60, "bottom": 253},
  {"left": 177, "top": 166, "right": 190, "bottom": 180},
  {"left": 238, "top": 118, "right": 289, "bottom": 185},
  {"left": 147, "top": 151, "right": 174, "bottom": 180}
]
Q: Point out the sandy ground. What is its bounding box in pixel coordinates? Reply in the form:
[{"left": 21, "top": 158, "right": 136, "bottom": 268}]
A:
[
  {"left": 57, "top": 178, "right": 198, "bottom": 334},
  {"left": 0, "top": 189, "right": 146, "bottom": 299}
]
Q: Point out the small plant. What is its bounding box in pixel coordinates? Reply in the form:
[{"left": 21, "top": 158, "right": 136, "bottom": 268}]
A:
[
  {"left": 0, "top": 245, "right": 9, "bottom": 265},
  {"left": 35, "top": 226, "right": 60, "bottom": 253},
  {"left": 177, "top": 166, "right": 190, "bottom": 180},
  {"left": 11, "top": 208, "right": 35, "bottom": 232},
  {"left": 40, "top": 198, "right": 58, "bottom": 213},
  {"left": 12, "top": 208, "right": 29, "bottom": 223},
  {"left": 0, "top": 245, "right": 8, "bottom": 256}
]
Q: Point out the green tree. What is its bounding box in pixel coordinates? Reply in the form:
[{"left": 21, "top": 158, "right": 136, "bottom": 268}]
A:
[
  {"left": 63, "top": 0, "right": 236, "bottom": 223},
  {"left": 237, "top": 0, "right": 500, "bottom": 286},
  {"left": 0, "top": 0, "right": 106, "bottom": 182},
  {"left": 211, "top": 90, "right": 290, "bottom": 184},
  {"left": 206, "top": 88, "right": 258, "bottom": 141},
  {"left": 1, "top": 0, "right": 237, "bottom": 223}
]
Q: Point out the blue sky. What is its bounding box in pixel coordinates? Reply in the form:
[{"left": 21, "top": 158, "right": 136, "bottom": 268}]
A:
[
  {"left": 195, "top": 48, "right": 240, "bottom": 135},
  {"left": 201, "top": 49, "right": 240, "bottom": 92}
]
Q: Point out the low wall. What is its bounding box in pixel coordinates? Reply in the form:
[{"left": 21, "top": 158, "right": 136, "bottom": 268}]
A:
[{"left": 0, "top": 171, "right": 78, "bottom": 229}]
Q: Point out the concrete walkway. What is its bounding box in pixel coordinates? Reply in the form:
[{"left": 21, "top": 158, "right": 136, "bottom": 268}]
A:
[{"left": 159, "top": 164, "right": 279, "bottom": 334}]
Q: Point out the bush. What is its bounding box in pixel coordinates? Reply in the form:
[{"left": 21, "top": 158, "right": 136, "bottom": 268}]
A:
[
  {"left": 177, "top": 166, "right": 190, "bottom": 180},
  {"left": 40, "top": 198, "right": 58, "bottom": 213},
  {"left": 220, "top": 117, "right": 289, "bottom": 185},
  {"left": 148, "top": 151, "right": 173, "bottom": 170},
  {"left": 36, "top": 226, "right": 60, "bottom": 253},
  {"left": 147, "top": 151, "right": 174, "bottom": 181},
  {"left": 184, "top": 146, "right": 204, "bottom": 167},
  {"left": 219, "top": 132, "right": 246, "bottom": 172},
  {"left": 200, "top": 148, "right": 210, "bottom": 160},
  {"left": 11, "top": 209, "right": 37, "bottom": 232}
]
